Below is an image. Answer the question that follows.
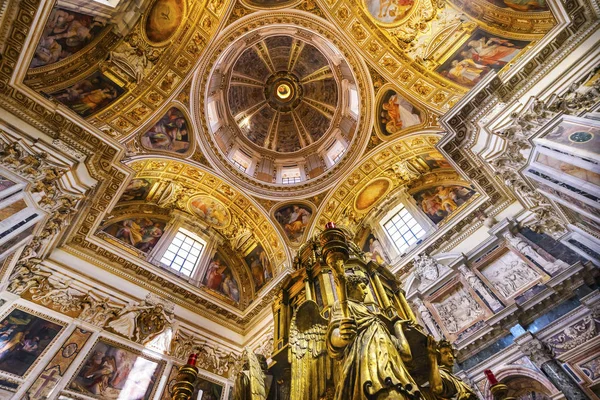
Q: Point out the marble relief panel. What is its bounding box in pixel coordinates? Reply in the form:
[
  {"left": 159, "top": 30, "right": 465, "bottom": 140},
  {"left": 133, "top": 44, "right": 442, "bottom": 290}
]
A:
[
  {"left": 429, "top": 281, "right": 487, "bottom": 338},
  {"left": 544, "top": 315, "right": 597, "bottom": 356},
  {"left": 477, "top": 249, "right": 544, "bottom": 300}
]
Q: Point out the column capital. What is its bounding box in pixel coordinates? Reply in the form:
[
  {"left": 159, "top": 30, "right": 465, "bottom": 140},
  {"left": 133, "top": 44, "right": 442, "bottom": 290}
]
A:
[{"left": 515, "top": 333, "right": 553, "bottom": 367}]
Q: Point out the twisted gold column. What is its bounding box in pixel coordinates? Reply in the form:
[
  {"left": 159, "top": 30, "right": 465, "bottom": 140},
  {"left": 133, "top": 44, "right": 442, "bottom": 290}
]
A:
[
  {"left": 485, "top": 369, "right": 515, "bottom": 400},
  {"left": 172, "top": 354, "right": 199, "bottom": 400}
]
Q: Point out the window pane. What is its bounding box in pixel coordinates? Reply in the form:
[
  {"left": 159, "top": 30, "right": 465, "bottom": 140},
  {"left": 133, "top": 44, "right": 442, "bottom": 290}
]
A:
[
  {"left": 161, "top": 230, "right": 204, "bottom": 275},
  {"left": 181, "top": 243, "right": 191, "bottom": 252},
  {"left": 384, "top": 207, "right": 426, "bottom": 254}
]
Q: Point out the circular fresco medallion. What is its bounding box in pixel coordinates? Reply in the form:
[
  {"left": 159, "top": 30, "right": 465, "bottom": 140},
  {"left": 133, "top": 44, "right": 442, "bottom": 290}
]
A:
[
  {"left": 144, "top": 0, "right": 185, "bottom": 44},
  {"left": 355, "top": 178, "right": 391, "bottom": 211},
  {"left": 364, "top": 0, "right": 417, "bottom": 27},
  {"left": 569, "top": 131, "right": 593, "bottom": 143},
  {"left": 188, "top": 195, "right": 231, "bottom": 228}
]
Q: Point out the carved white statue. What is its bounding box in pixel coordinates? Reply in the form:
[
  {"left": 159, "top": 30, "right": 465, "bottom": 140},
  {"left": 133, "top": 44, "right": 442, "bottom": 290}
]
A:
[
  {"left": 457, "top": 265, "right": 503, "bottom": 311},
  {"left": 413, "top": 297, "right": 442, "bottom": 339},
  {"left": 105, "top": 302, "right": 155, "bottom": 341}
]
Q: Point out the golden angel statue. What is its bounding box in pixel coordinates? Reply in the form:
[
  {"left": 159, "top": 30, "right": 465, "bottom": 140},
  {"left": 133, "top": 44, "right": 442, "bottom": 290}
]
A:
[
  {"left": 233, "top": 347, "right": 272, "bottom": 400},
  {"left": 288, "top": 300, "right": 332, "bottom": 400},
  {"left": 427, "top": 338, "right": 477, "bottom": 400},
  {"left": 326, "top": 274, "right": 420, "bottom": 400}
]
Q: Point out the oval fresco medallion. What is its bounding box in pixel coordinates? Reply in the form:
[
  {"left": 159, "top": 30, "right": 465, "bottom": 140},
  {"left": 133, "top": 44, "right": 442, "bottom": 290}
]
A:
[
  {"left": 188, "top": 195, "right": 231, "bottom": 228},
  {"left": 355, "top": 178, "right": 391, "bottom": 211},
  {"left": 144, "top": 0, "right": 185, "bottom": 44},
  {"left": 364, "top": 0, "right": 416, "bottom": 26}
]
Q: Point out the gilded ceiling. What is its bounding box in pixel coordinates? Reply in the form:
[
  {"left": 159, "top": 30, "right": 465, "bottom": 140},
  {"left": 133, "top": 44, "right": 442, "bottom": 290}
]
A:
[{"left": 4, "top": 0, "right": 562, "bottom": 323}]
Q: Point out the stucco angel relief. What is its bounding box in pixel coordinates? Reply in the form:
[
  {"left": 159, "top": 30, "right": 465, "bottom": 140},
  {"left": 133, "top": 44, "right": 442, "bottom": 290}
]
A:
[{"left": 104, "top": 301, "right": 174, "bottom": 344}]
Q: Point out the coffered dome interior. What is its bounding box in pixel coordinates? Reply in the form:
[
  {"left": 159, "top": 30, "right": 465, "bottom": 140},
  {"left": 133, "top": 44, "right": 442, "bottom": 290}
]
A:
[{"left": 202, "top": 26, "right": 366, "bottom": 192}]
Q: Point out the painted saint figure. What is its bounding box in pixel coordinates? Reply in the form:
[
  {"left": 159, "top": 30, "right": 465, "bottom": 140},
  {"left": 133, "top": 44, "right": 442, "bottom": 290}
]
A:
[
  {"left": 50, "top": 72, "right": 123, "bottom": 117},
  {"left": 141, "top": 107, "right": 190, "bottom": 154},
  {"left": 463, "top": 37, "right": 520, "bottom": 67},
  {"left": 381, "top": 92, "right": 421, "bottom": 134},
  {"left": 203, "top": 255, "right": 241, "bottom": 303},
  {"left": 31, "top": 8, "right": 105, "bottom": 68},
  {"left": 369, "top": 237, "right": 388, "bottom": 265},
  {"left": 284, "top": 206, "right": 311, "bottom": 237}
]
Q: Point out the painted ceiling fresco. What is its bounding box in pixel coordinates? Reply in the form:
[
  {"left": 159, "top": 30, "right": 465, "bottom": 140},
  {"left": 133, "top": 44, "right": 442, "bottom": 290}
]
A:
[{"left": 13, "top": 0, "right": 559, "bottom": 315}]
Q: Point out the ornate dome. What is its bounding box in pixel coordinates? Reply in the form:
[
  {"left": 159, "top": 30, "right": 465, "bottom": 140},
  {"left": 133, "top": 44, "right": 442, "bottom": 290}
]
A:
[
  {"left": 196, "top": 16, "right": 373, "bottom": 198},
  {"left": 228, "top": 35, "right": 338, "bottom": 153}
]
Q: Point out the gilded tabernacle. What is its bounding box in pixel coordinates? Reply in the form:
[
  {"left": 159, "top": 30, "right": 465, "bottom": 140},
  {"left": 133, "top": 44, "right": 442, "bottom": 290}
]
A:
[{"left": 230, "top": 225, "right": 480, "bottom": 400}]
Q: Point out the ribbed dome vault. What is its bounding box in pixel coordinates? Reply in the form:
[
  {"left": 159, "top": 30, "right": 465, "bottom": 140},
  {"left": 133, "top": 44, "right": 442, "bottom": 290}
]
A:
[
  {"left": 197, "top": 16, "right": 373, "bottom": 198},
  {"left": 228, "top": 35, "right": 338, "bottom": 153}
]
